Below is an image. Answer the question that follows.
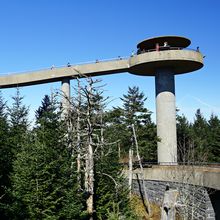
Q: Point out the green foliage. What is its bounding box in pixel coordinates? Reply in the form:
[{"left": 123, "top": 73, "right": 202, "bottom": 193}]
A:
[
  {"left": 0, "top": 92, "right": 11, "bottom": 219},
  {"left": 137, "top": 122, "right": 157, "bottom": 162},
  {"left": 104, "top": 202, "right": 138, "bottom": 220},
  {"left": 105, "top": 108, "right": 130, "bottom": 156},
  {"left": 0, "top": 85, "right": 220, "bottom": 220},
  {"left": 7, "top": 89, "right": 29, "bottom": 156},
  {"left": 176, "top": 114, "right": 193, "bottom": 162},
  {"left": 192, "top": 109, "right": 209, "bottom": 161},
  {"left": 207, "top": 114, "right": 220, "bottom": 162},
  {"left": 72, "top": 79, "right": 135, "bottom": 219},
  {"left": 10, "top": 95, "right": 85, "bottom": 219},
  {"left": 177, "top": 109, "right": 220, "bottom": 163},
  {"left": 0, "top": 93, "right": 10, "bottom": 187},
  {"left": 94, "top": 143, "right": 131, "bottom": 219},
  {"left": 121, "top": 86, "right": 147, "bottom": 125},
  {"left": 107, "top": 86, "right": 157, "bottom": 162},
  {"left": 0, "top": 89, "right": 30, "bottom": 219},
  {"left": 8, "top": 89, "right": 29, "bottom": 130}
]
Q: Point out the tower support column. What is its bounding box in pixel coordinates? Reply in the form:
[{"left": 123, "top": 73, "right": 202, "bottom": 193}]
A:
[
  {"left": 61, "top": 78, "right": 71, "bottom": 117},
  {"left": 155, "top": 68, "right": 177, "bottom": 164}
]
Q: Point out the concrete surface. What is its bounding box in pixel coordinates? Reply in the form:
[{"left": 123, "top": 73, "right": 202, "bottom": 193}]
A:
[
  {"left": 137, "top": 36, "right": 191, "bottom": 50},
  {"left": 0, "top": 59, "right": 129, "bottom": 88},
  {"left": 0, "top": 50, "right": 203, "bottom": 88},
  {"left": 129, "top": 49, "right": 203, "bottom": 75},
  {"left": 155, "top": 68, "right": 177, "bottom": 164},
  {"left": 126, "top": 165, "right": 220, "bottom": 190},
  {"left": 61, "top": 78, "right": 71, "bottom": 116}
]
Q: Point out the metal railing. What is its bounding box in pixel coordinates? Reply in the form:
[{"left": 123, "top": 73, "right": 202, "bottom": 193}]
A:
[
  {"left": 0, "top": 46, "right": 201, "bottom": 77},
  {"left": 121, "top": 161, "right": 220, "bottom": 169},
  {"left": 136, "top": 47, "right": 200, "bottom": 55},
  {"left": 0, "top": 56, "right": 129, "bottom": 77}
]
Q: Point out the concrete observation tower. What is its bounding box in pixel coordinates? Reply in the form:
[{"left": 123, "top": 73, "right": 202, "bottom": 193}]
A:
[
  {"left": 0, "top": 35, "right": 204, "bottom": 164},
  {"left": 129, "top": 36, "right": 203, "bottom": 164}
]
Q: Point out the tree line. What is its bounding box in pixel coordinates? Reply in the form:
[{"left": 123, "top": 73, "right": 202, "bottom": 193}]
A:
[
  {"left": 0, "top": 78, "right": 219, "bottom": 219},
  {"left": 177, "top": 108, "right": 220, "bottom": 163}
]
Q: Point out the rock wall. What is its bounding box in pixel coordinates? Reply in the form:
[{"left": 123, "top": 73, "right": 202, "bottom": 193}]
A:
[{"left": 132, "top": 179, "right": 216, "bottom": 219}]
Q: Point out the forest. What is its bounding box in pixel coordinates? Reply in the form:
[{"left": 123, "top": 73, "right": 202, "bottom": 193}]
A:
[{"left": 0, "top": 77, "right": 219, "bottom": 219}]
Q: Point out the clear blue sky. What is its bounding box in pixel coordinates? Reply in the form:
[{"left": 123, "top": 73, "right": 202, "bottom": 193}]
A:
[{"left": 0, "top": 0, "right": 220, "bottom": 122}]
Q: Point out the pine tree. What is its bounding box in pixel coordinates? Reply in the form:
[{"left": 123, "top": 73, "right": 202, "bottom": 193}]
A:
[
  {"left": 121, "top": 86, "right": 148, "bottom": 125},
  {"left": 10, "top": 95, "right": 85, "bottom": 219},
  {"left": 192, "top": 109, "right": 209, "bottom": 162},
  {"left": 7, "top": 88, "right": 29, "bottom": 156},
  {"left": 176, "top": 113, "right": 193, "bottom": 163},
  {"left": 106, "top": 86, "right": 156, "bottom": 215},
  {"left": 207, "top": 114, "right": 220, "bottom": 162},
  {"left": 105, "top": 108, "right": 128, "bottom": 158},
  {"left": 2, "top": 89, "right": 30, "bottom": 219},
  {"left": 0, "top": 92, "right": 11, "bottom": 219},
  {"left": 94, "top": 143, "right": 133, "bottom": 219},
  {"left": 92, "top": 89, "right": 134, "bottom": 220},
  {"left": 115, "top": 86, "right": 157, "bottom": 162}
]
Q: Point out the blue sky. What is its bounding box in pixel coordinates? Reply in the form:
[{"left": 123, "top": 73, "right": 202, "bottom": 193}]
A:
[{"left": 0, "top": 0, "right": 220, "bottom": 122}]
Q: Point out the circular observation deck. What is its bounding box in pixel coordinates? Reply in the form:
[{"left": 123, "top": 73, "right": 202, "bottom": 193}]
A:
[
  {"left": 129, "top": 36, "right": 203, "bottom": 76},
  {"left": 137, "top": 36, "right": 191, "bottom": 51}
]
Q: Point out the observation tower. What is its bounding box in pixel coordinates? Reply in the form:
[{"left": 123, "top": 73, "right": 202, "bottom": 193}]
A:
[
  {"left": 129, "top": 36, "right": 203, "bottom": 164},
  {"left": 0, "top": 35, "right": 204, "bottom": 164}
]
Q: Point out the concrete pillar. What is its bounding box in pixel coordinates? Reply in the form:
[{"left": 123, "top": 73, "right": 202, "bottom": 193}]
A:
[
  {"left": 61, "top": 78, "right": 71, "bottom": 117},
  {"left": 155, "top": 68, "right": 177, "bottom": 164}
]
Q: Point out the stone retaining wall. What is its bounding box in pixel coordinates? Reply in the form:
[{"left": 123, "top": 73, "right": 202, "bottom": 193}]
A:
[{"left": 132, "top": 179, "right": 216, "bottom": 219}]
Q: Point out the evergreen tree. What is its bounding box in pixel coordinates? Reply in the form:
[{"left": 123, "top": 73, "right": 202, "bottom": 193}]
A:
[
  {"left": 176, "top": 113, "right": 193, "bottom": 163},
  {"left": 2, "top": 89, "right": 30, "bottom": 219},
  {"left": 7, "top": 88, "right": 29, "bottom": 156},
  {"left": 118, "top": 86, "right": 154, "bottom": 215},
  {"left": 93, "top": 93, "right": 133, "bottom": 219},
  {"left": 137, "top": 120, "right": 157, "bottom": 163},
  {"left": 105, "top": 108, "right": 128, "bottom": 159},
  {"left": 207, "top": 114, "right": 220, "bottom": 162},
  {"left": 177, "top": 109, "right": 220, "bottom": 163},
  {"left": 10, "top": 95, "right": 85, "bottom": 219},
  {"left": 121, "top": 86, "right": 148, "bottom": 125},
  {"left": 192, "top": 109, "right": 209, "bottom": 162},
  {"left": 111, "top": 86, "right": 157, "bottom": 162},
  {"left": 0, "top": 92, "right": 11, "bottom": 219},
  {"left": 94, "top": 143, "right": 134, "bottom": 219},
  {"left": 93, "top": 101, "right": 134, "bottom": 219}
]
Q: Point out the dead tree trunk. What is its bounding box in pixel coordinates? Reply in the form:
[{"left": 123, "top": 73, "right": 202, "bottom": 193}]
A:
[
  {"left": 72, "top": 77, "right": 119, "bottom": 219},
  {"left": 128, "top": 145, "right": 133, "bottom": 197},
  {"left": 161, "top": 189, "right": 178, "bottom": 220},
  {"left": 86, "top": 141, "right": 94, "bottom": 219},
  {"left": 85, "top": 78, "right": 94, "bottom": 220},
  {"left": 100, "top": 110, "right": 104, "bottom": 156},
  {"left": 76, "top": 79, "right": 82, "bottom": 175},
  {"left": 132, "top": 124, "right": 151, "bottom": 215},
  {"left": 118, "top": 142, "right": 121, "bottom": 158}
]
